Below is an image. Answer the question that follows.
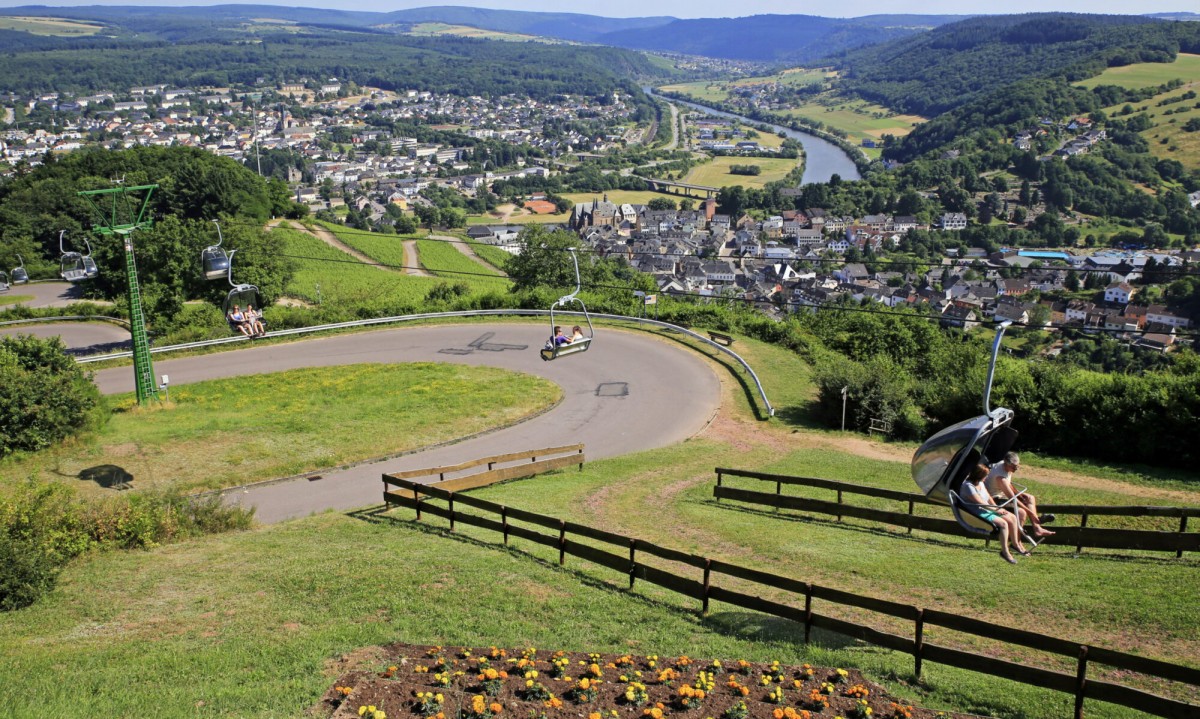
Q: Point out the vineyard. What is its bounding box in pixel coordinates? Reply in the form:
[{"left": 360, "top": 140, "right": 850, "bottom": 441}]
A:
[
  {"left": 276, "top": 225, "right": 438, "bottom": 307},
  {"left": 415, "top": 238, "right": 512, "bottom": 291}
]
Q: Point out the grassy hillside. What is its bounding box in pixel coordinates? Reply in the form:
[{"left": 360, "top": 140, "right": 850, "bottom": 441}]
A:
[
  {"left": 1085, "top": 53, "right": 1200, "bottom": 169},
  {"left": 835, "top": 14, "right": 1200, "bottom": 116},
  {"left": 1, "top": 329, "right": 1196, "bottom": 718}
]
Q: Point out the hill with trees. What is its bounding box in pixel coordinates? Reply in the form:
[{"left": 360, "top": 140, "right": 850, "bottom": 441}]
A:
[
  {"left": 596, "top": 14, "right": 960, "bottom": 64},
  {"left": 831, "top": 13, "right": 1200, "bottom": 117}
]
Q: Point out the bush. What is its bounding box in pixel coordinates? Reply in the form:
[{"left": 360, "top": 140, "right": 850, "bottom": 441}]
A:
[
  {"left": 0, "top": 481, "right": 254, "bottom": 611},
  {"left": 0, "top": 334, "right": 102, "bottom": 457}
]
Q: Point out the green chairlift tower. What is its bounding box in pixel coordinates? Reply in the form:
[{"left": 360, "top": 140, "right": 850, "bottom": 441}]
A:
[{"left": 78, "top": 184, "right": 160, "bottom": 406}]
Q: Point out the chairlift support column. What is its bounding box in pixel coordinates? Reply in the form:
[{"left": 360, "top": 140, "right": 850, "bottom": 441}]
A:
[{"left": 78, "top": 184, "right": 159, "bottom": 406}]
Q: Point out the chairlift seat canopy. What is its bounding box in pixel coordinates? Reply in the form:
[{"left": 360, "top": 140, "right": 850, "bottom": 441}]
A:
[
  {"left": 0, "top": 270, "right": 8, "bottom": 292},
  {"left": 11, "top": 267, "right": 28, "bottom": 283},
  {"left": 911, "top": 412, "right": 1015, "bottom": 505}
]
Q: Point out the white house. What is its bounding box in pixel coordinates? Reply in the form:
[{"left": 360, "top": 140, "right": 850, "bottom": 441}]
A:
[{"left": 1104, "top": 281, "right": 1136, "bottom": 305}]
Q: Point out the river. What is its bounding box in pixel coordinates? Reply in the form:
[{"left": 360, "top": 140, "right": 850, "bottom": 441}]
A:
[{"left": 645, "top": 89, "right": 861, "bottom": 185}]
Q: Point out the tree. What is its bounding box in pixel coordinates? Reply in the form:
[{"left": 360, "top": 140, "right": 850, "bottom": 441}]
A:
[
  {"left": 0, "top": 335, "right": 101, "bottom": 456},
  {"left": 1064, "top": 269, "right": 1081, "bottom": 292},
  {"left": 647, "top": 197, "right": 677, "bottom": 211}
]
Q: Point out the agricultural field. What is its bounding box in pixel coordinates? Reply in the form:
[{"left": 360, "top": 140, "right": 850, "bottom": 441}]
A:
[
  {"left": 404, "top": 22, "right": 558, "bottom": 43},
  {"left": 684, "top": 155, "right": 801, "bottom": 190},
  {"left": 275, "top": 224, "right": 439, "bottom": 306},
  {"left": 0, "top": 15, "right": 105, "bottom": 35},
  {"left": 659, "top": 67, "right": 832, "bottom": 102},
  {"left": 1076, "top": 53, "right": 1200, "bottom": 91},
  {"left": 1087, "top": 54, "right": 1200, "bottom": 170}
]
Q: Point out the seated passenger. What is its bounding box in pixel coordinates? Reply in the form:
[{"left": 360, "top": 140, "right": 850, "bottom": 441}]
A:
[
  {"left": 986, "top": 452, "right": 1054, "bottom": 538},
  {"left": 245, "top": 304, "right": 266, "bottom": 337},
  {"left": 571, "top": 325, "right": 586, "bottom": 342},
  {"left": 545, "top": 325, "right": 570, "bottom": 350},
  {"left": 228, "top": 305, "right": 251, "bottom": 336},
  {"left": 960, "top": 463, "right": 1030, "bottom": 565}
]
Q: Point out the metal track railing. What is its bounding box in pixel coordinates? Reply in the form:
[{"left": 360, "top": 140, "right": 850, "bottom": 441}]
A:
[{"left": 73, "top": 309, "right": 775, "bottom": 416}]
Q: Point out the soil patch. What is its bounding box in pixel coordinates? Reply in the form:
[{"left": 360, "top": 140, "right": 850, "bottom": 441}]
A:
[{"left": 316, "top": 644, "right": 968, "bottom": 719}]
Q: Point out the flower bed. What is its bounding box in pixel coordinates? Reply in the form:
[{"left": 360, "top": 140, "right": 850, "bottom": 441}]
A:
[{"left": 318, "top": 645, "right": 966, "bottom": 719}]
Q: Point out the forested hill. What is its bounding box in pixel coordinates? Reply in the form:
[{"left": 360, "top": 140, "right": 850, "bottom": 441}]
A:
[
  {"left": 0, "top": 30, "right": 669, "bottom": 99},
  {"left": 834, "top": 13, "right": 1200, "bottom": 117},
  {"left": 596, "top": 14, "right": 963, "bottom": 64},
  {"left": 0, "top": 4, "right": 673, "bottom": 43}
]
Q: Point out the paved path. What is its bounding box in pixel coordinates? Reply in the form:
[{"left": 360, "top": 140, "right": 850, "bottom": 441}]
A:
[
  {"left": 0, "top": 321, "right": 130, "bottom": 355},
  {"left": 3, "top": 280, "right": 91, "bottom": 308},
  {"left": 89, "top": 323, "right": 721, "bottom": 523}
]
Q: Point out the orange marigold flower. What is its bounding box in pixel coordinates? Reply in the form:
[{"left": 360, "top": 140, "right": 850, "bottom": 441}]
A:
[
  {"left": 490, "top": 704, "right": 502, "bottom": 714},
  {"left": 774, "top": 709, "right": 785, "bottom": 719}
]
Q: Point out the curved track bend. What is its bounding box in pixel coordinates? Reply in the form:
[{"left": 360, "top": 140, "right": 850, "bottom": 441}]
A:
[{"left": 84, "top": 323, "right": 721, "bottom": 522}]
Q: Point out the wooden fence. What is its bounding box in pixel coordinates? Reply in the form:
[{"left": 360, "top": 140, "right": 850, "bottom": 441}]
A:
[
  {"left": 381, "top": 474, "right": 1200, "bottom": 719},
  {"left": 714, "top": 468, "right": 1200, "bottom": 557},
  {"left": 383, "top": 444, "right": 584, "bottom": 493}
]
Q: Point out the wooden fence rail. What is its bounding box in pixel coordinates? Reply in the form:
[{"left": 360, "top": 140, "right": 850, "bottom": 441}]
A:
[
  {"left": 381, "top": 474, "right": 1200, "bottom": 719},
  {"left": 714, "top": 468, "right": 1200, "bottom": 556}
]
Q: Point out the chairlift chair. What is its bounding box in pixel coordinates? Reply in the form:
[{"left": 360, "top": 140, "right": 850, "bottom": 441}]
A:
[
  {"left": 0, "top": 270, "right": 8, "bottom": 293},
  {"left": 911, "top": 322, "right": 1041, "bottom": 548},
  {"left": 201, "top": 220, "right": 231, "bottom": 281},
  {"left": 539, "top": 247, "right": 594, "bottom": 361},
  {"left": 220, "top": 249, "right": 264, "bottom": 335},
  {"left": 59, "top": 231, "right": 98, "bottom": 283},
  {"left": 11, "top": 255, "right": 29, "bottom": 284}
]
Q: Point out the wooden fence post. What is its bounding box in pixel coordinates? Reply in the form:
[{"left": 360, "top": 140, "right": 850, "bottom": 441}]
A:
[
  {"left": 715, "top": 471, "right": 722, "bottom": 504},
  {"left": 775, "top": 480, "right": 782, "bottom": 514},
  {"left": 1077, "top": 514, "right": 1089, "bottom": 556},
  {"left": 501, "top": 506, "right": 509, "bottom": 545},
  {"left": 448, "top": 492, "right": 455, "bottom": 531},
  {"left": 628, "top": 539, "right": 637, "bottom": 589},
  {"left": 1178, "top": 515, "right": 1188, "bottom": 559},
  {"left": 907, "top": 500, "right": 915, "bottom": 535},
  {"left": 702, "top": 559, "right": 712, "bottom": 615},
  {"left": 414, "top": 486, "right": 422, "bottom": 521},
  {"left": 914, "top": 608, "right": 925, "bottom": 679},
  {"left": 558, "top": 520, "right": 566, "bottom": 566},
  {"left": 837, "top": 490, "right": 844, "bottom": 522},
  {"left": 1074, "top": 645, "right": 1089, "bottom": 719},
  {"left": 803, "top": 583, "right": 813, "bottom": 644}
]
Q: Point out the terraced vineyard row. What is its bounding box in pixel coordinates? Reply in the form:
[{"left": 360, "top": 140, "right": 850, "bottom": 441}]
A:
[
  {"left": 414, "top": 238, "right": 512, "bottom": 291},
  {"left": 276, "top": 225, "right": 438, "bottom": 306}
]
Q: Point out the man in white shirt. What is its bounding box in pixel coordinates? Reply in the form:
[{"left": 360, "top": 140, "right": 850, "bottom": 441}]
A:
[{"left": 985, "top": 452, "right": 1055, "bottom": 538}]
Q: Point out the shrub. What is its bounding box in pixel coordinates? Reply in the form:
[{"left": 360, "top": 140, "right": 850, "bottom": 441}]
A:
[
  {"left": 0, "top": 481, "right": 254, "bottom": 611},
  {"left": 0, "top": 334, "right": 102, "bottom": 457}
]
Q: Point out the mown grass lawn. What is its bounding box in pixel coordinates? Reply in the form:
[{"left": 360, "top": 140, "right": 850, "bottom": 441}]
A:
[{"left": 0, "top": 364, "right": 560, "bottom": 495}]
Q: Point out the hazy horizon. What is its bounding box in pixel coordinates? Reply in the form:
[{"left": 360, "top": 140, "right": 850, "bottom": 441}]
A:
[{"left": 0, "top": 0, "right": 1198, "bottom": 21}]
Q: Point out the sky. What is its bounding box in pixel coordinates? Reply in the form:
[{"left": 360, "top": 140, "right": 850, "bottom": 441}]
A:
[{"left": 0, "top": 0, "right": 1198, "bottom": 20}]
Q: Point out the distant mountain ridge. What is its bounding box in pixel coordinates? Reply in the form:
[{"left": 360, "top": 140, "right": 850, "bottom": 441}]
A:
[{"left": 595, "top": 14, "right": 967, "bottom": 63}]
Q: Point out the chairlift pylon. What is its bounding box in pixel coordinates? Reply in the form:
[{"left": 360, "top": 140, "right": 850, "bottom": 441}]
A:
[
  {"left": 59, "top": 230, "right": 98, "bottom": 283},
  {"left": 201, "top": 220, "right": 231, "bottom": 281},
  {"left": 11, "top": 255, "right": 29, "bottom": 284},
  {"left": 539, "top": 247, "right": 594, "bottom": 361}
]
